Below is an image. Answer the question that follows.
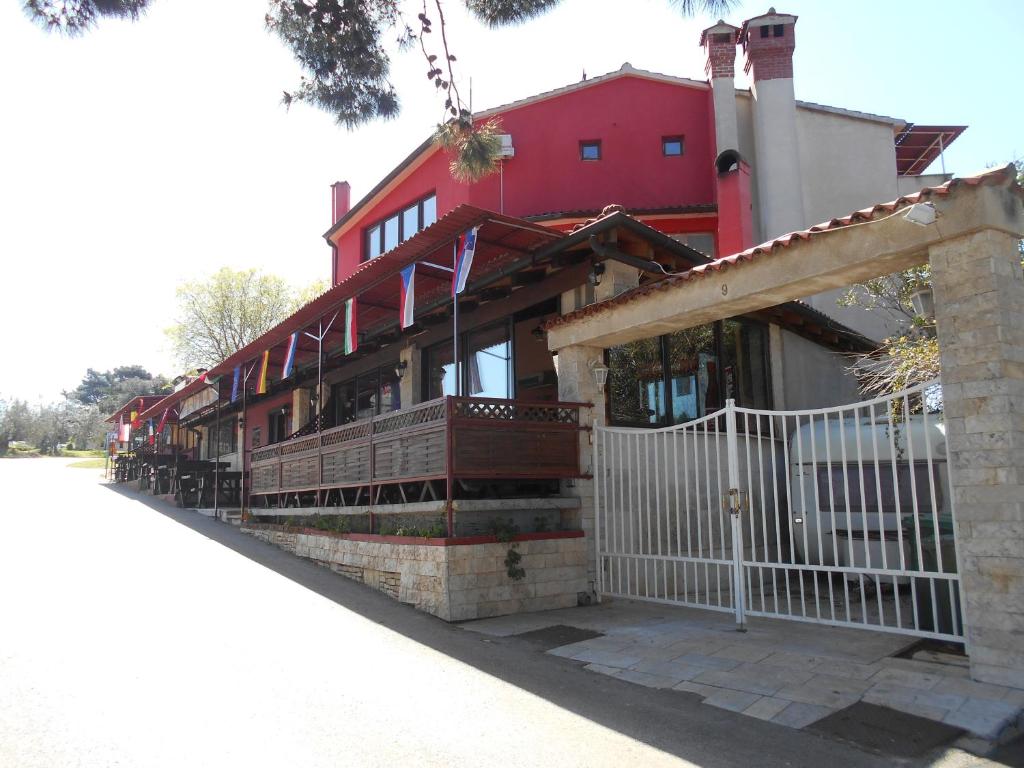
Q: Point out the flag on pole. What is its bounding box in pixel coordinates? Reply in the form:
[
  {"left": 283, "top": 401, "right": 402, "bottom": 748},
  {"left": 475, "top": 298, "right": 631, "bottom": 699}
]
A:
[
  {"left": 130, "top": 409, "right": 139, "bottom": 428},
  {"left": 157, "top": 408, "right": 170, "bottom": 434},
  {"left": 282, "top": 332, "right": 299, "bottom": 378},
  {"left": 452, "top": 226, "right": 479, "bottom": 296},
  {"left": 230, "top": 365, "right": 241, "bottom": 403},
  {"left": 256, "top": 350, "right": 270, "bottom": 394},
  {"left": 118, "top": 421, "right": 130, "bottom": 442},
  {"left": 399, "top": 265, "right": 416, "bottom": 329},
  {"left": 343, "top": 298, "right": 358, "bottom": 355}
]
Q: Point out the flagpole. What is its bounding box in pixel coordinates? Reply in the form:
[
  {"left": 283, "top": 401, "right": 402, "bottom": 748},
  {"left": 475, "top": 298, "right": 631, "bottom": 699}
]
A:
[
  {"left": 453, "top": 241, "right": 460, "bottom": 397},
  {"left": 213, "top": 397, "right": 221, "bottom": 518}
]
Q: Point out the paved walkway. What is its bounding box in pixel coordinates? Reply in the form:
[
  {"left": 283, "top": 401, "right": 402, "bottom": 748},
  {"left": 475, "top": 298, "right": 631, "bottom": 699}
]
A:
[{"left": 462, "top": 600, "right": 1024, "bottom": 742}]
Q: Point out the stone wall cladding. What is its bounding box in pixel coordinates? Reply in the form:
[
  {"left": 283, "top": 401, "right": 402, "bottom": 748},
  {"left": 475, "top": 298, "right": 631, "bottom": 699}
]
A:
[{"left": 242, "top": 525, "right": 587, "bottom": 622}]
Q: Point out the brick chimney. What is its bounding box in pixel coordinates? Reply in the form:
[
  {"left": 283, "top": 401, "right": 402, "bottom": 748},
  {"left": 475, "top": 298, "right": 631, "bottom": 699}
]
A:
[
  {"left": 740, "top": 8, "right": 805, "bottom": 240},
  {"left": 331, "top": 181, "right": 351, "bottom": 225},
  {"left": 700, "top": 20, "right": 741, "bottom": 155}
]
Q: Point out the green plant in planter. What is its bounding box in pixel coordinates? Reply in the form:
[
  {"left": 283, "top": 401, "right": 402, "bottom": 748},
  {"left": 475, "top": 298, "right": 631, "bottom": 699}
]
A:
[{"left": 490, "top": 518, "right": 525, "bottom": 581}]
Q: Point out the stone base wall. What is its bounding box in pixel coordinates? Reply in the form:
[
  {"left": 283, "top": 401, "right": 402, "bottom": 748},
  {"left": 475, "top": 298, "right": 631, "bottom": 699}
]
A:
[{"left": 242, "top": 525, "right": 587, "bottom": 622}]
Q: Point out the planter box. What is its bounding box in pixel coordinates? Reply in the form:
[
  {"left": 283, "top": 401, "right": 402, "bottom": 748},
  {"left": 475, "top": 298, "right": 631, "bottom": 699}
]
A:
[{"left": 242, "top": 524, "right": 587, "bottom": 621}]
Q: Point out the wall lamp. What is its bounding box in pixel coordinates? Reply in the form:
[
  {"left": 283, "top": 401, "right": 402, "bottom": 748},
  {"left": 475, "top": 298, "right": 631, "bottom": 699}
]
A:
[
  {"left": 588, "top": 262, "right": 606, "bottom": 287},
  {"left": 589, "top": 358, "right": 610, "bottom": 394},
  {"left": 395, "top": 360, "right": 409, "bottom": 379}
]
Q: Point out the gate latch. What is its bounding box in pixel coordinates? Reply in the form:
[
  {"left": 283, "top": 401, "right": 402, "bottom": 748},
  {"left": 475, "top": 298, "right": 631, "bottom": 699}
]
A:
[{"left": 724, "top": 489, "right": 749, "bottom": 517}]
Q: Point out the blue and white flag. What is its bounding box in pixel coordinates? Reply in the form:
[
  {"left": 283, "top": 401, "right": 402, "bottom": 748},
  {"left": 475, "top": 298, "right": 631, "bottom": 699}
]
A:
[
  {"left": 281, "top": 332, "right": 299, "bottom": 378},
  {"left": 452, "top": 226, "right": 479, "bottom": 296},
  {"left": 399, "top": 265, "right": 416, "bottom": 329},
  {"left": 230, "top": 365, "right": 241, "bottom": 403}
]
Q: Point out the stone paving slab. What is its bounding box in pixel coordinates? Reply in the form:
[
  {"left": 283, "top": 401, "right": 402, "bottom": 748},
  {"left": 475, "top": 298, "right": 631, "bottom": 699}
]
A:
[{"left": 460, "top": 598, "right": 1024, "bottom": 741}]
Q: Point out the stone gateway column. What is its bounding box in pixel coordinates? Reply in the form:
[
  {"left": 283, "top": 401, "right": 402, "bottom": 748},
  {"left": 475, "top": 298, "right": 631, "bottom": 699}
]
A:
[
  {"left": 556, "top": 344, "right": 608, "bottom": 595},
  {"left": 930, "top": 228, "right": 1024, "bottom": 689}
]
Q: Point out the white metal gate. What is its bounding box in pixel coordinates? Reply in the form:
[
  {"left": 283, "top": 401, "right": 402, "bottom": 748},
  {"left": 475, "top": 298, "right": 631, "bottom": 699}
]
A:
[{"left": 594, "top": 381, "right": 964, "bottom": 642}]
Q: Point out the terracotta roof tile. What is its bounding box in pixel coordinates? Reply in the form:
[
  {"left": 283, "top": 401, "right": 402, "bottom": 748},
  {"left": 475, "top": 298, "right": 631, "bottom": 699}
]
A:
[{"left": 545, "top": 165, "right": 1022, "bottom": 331}]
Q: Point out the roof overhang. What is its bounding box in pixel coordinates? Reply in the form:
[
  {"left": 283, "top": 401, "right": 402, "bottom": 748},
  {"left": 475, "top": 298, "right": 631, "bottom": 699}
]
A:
[
  {"left": 895, "top": 124, "right": 967, "bottom": 176},
  {"left": 547, "top": 165, "right": 1023, "bottom": 351}
]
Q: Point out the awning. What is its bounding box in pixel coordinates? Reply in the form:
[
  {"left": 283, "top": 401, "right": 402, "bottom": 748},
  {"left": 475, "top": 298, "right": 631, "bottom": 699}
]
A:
[
  {"left": 105, "top": 395, "right": 168, "bottom": 424},
  {"left": 205, "top": 205, "right": 564, "bottom": 381},
  {"left": 895, "top": 125, "right": 966, "bottom": 177}
]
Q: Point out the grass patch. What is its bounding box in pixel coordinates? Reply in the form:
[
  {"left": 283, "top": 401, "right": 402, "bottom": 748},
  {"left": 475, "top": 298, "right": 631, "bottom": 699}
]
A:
[
  {"left": 60, "top": 449, "right": 106, "bottom": 458},
  {"left": 68, "top": 459, "right": 106, "bottom": 469}
]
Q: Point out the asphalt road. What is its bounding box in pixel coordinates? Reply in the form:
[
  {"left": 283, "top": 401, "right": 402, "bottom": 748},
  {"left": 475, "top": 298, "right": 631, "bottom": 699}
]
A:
[{"left": 0, "top": 458, "right": 988, "bottom": 767}]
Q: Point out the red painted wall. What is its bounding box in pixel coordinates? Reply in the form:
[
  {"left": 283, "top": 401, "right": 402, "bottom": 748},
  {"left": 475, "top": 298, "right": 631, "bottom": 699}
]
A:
[
  {"left": 332, "top": 74, "right": 718, "bottom": 283},
  {"left": 243, "top": 392, "right": 293, "bottom": 467}
]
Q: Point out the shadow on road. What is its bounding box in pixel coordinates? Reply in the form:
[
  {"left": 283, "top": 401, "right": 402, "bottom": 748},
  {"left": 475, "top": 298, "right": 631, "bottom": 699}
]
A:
[{"left": 103, "top": 483, "right": 906, "bottom": 768}]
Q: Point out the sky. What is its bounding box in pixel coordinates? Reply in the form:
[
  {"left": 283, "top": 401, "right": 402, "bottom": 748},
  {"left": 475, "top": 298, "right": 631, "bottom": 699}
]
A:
[{"left": 0, "top": 0, "right": 1020, "bottom": 404}]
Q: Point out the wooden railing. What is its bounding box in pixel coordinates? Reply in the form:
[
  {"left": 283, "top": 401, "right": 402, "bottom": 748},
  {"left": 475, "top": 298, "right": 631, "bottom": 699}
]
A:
[{"left": 249, "top": 396, "right": 587, "bottom": 501}]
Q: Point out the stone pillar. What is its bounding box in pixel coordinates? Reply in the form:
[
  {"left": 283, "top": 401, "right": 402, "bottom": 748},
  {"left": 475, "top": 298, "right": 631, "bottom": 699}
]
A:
[
  {"left": 555, "top": 344, "right": 608, "bottom": 596},
  {"left": 398, "top": 344, "right": 420, "bottom": 408},
  {"left": 292, "top": 388, "right": 312, "bottom": 429},
  {"left": 930, "top": 228, "right": 1024, "bottom": 689},
  {"left": 594, "top": 260, "right": 638, "bottom": 302}
]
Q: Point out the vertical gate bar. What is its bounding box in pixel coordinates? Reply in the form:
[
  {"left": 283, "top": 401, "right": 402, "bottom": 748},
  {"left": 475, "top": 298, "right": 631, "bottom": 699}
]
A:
[
  {"left": 699, "top": 421, "right": 709, "bottom": 604},
  {"left": 780, "top": 415, "right": 796, "bottom": 617},
  {"left": 745, "top": 413, "right": 764, "bottom": 612},
  {"left": 794, "top": 417, "right": 811, "bottom": 617},
  {"left": 754, "top": 413, "right": 771, "bottom": 614},
  {"left": 884, "top": 399, "right": 905, "bottom": 630},
  {"left": 725, "top": 399, "right": 745, "bottom": 629},
  {"left": 853, "top": 405, "right": 869, "bottom": 622},
  {"left": 822, "top": 412, "right": 839, "bottom": 622},
  {"left": 886, "top": 396, "right": 906, "bottom": 572},
  {"left": 681, "top": 426, "right": 690, "bottom": 602},
  {"left": 634, "top": 432, "right": 642, "bottom": 597},
  {"left": 921, "top": 397, "right": 944, "bottom": 574},
  {"left": 868, "top": 401, "right": 888, "bottom": 570},
  {"left": 617, "top": 431, "right": 624, "bottom": 596},
  {"left": 768, "top": 415, "right": 783, "bottom": 616},
  {"left": 808, "top": 414, "right": 825, "bottom": 619},
  {"left": 903, "top": 391, "right": 924, "bottom": 632},
  {"left": 837, "top": 408, "right": 853, "bottom": 622},
  {"left": 715, "top": 416, "right": 727, "bottom": 609},
  {"left": 661, "top": 430, "right": 669, "bottom": 598}
]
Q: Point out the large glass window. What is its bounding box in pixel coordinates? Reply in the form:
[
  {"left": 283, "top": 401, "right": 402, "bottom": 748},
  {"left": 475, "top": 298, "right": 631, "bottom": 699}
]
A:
[
  {"left": 608, "top": 338, "right": 666, "bottom": 426},
  {"left": 362, "top": 193, "right": 437, "bottom": 261},
  {"left": 608, "top": 319, "right": 770, "bottom": 427},
  {"left": 467, "top": 324, "right": 512, "bottom": 399},
  {"left": 329, "top": 365, "right": 401, "bottom": 426}
]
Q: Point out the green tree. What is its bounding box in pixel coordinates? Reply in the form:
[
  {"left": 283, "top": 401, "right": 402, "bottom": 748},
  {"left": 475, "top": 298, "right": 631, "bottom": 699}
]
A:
[
  {"left": 846, "top": 160, "right": 1023, "bottom": 396},
  {"left": 165, "top": 268, "right": 328, "bottom": 371},
  {"left": 25, "top": 0, "right": 733, "bottom": 181}
]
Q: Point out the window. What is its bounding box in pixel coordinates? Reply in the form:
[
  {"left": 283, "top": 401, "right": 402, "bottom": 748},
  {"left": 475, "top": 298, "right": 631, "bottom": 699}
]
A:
[
  {"left": 580, "top": 141, "right": 601, "bottom": 161},
  {"left": 362, "top": 193, "right": 437, "bottom": 261},
  {"left": 329, "top": 365, "right": 402, "bottom": 425},
  {"left": 206, "top": 417, "right": 238, "bottom": 457},
  {"left": 773, "top": 24, "right": 785, "bottom": 37},
  {"left": 759, "top": 25, "right": 770, "bottom": 38},
  {"left": 608, "top": 319, "right": 770, "bottom": 427},
  {"left": 268, "top": 408, "right": 292, "bottom": 444},
  {"left": 662, "top": 136, "right": 684, "bottom": 157}
]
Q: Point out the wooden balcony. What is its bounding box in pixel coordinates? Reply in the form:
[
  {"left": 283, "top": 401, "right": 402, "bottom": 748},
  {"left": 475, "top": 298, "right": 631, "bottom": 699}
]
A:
[{"left": 249, "top": 396, "right": 588, "bottom": 505}]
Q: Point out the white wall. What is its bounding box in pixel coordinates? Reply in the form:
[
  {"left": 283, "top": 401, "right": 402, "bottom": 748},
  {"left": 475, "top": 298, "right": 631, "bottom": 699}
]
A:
[{"left": 778, "top": 328, "right": 861, "bottom": 411}]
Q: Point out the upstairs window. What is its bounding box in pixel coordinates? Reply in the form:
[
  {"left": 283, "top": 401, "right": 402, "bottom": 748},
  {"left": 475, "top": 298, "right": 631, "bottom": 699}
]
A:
[
  {"left": 662, "top": 136, "right": 684, "bottom": 157},
  {"left": 363, "top": 193, "right": 437, "bottom": 261},
  {"left": 580, "top": 140, "right": 601, "bottom": 161}
]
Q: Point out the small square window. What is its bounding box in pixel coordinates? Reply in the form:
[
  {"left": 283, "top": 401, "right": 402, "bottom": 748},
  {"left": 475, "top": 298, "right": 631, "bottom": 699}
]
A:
[
  {"left": 580, "top": 141, "right": 601, "bottom": 161},
  {"left": 759, "top": 25, "right": 769, "bottom": 38},
  {"left": 773, "top": 24, "right": 785, "bottom": 37},
  {"left": 662, "top": 136, "right": 684, "bottom": 157}
]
